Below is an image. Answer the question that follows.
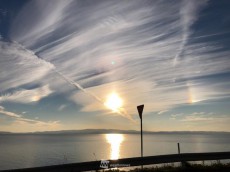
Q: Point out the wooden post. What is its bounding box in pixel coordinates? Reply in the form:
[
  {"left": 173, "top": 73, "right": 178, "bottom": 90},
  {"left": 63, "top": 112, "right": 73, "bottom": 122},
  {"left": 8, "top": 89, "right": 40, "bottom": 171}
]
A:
[
  {"left": 178, "top": 143, "right": 185, "bottom": 167},
  {"left": 177, "top": 143, "right": 180, "bottom": 154}
]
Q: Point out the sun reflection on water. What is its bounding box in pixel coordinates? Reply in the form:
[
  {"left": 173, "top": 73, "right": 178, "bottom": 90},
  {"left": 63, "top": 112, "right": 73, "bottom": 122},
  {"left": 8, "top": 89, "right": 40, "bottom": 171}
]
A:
[{"left": 106, "top": 134, "right": 124, "bottom": 160}]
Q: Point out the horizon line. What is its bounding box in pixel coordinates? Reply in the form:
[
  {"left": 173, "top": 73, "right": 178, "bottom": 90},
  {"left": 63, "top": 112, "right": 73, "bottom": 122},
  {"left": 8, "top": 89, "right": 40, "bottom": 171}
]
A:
[{"left": 1, "top": 128, "right": 230, "bottom": 134}]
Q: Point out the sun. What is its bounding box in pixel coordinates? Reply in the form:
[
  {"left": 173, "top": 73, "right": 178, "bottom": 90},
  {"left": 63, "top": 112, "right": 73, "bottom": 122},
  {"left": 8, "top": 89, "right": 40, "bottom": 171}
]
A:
[{"left": 104, "top": 93, "right": 123, "bottom": 112}]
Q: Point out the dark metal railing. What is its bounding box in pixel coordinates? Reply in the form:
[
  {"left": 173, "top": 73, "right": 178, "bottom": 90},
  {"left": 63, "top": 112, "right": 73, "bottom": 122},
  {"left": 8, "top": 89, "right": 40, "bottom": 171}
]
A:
[{"left": 1, "top": 152, "right": 230, "bottom": 172}]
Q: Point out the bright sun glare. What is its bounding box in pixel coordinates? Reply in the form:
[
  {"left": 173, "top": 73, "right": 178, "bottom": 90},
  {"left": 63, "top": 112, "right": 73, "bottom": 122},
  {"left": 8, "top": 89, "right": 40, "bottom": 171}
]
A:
[{"left": 104, "top": 93, "right": 123, "bottom": 112}]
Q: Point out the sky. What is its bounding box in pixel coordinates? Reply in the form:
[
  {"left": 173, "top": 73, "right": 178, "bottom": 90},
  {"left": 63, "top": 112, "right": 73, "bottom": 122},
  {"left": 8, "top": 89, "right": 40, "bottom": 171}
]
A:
[{"left": 0, "top": 0, "right": 230, "bottom": 132}]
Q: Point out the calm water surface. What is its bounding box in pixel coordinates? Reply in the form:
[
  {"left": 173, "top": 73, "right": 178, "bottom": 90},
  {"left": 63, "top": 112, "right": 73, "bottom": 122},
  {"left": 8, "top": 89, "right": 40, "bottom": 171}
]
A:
[{"left": 0, "top": 133, "right": 230, "bottom": 170}]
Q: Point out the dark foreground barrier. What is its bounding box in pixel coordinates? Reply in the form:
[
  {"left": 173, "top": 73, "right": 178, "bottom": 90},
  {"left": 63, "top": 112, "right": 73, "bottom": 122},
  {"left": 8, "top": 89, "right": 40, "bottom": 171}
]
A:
[{"left": 1, "top": 152, "right": 230, "bottom": 172}]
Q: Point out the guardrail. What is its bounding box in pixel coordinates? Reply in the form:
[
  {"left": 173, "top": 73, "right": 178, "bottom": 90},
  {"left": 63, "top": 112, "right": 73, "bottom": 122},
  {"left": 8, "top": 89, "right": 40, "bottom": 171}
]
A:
[{"left": 1, "top": 152, "right": 230, "bottom": 172}]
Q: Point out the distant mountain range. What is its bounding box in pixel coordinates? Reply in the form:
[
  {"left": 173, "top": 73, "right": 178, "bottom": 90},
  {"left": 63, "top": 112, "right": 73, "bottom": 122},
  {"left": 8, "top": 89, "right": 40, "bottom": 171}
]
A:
[{"left": 0, "top": 129, "right": 229, "bottom": 135}]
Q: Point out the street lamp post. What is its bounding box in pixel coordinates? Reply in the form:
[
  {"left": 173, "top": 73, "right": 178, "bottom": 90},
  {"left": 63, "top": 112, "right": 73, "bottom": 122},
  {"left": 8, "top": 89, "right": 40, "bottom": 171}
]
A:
[{"left": 137, "top": 104, "right": 144, "bottom": 169}]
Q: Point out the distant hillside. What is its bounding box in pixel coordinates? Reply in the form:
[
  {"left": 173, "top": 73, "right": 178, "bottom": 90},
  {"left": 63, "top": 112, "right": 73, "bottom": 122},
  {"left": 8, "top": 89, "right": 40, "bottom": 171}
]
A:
[
  {"left": 0, "top": 129, "right": 229, "bottom": 135},
  {"left": 0, "top": 131, "right": 12, "bottom": 134}
]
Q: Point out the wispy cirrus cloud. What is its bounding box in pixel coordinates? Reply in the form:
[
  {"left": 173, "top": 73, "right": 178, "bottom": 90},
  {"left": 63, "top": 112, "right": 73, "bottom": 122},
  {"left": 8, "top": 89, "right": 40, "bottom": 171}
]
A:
[
  {"left": 0, "top": 0, "right": 229, "bottom": 131},
  {"left": 0, "top": 106, "right": 59, "bottom": 126},
  {"left": 158, "top": 110, "right": 169, "bottom": 115},
  {"left": 9, "top": 0, "right": 229, "bottom": 117},
  {"left": 10, "top": 0, "right": 73, "bottom": 47},
  {"left": 170, "top": 112, "right": 230, "bottom": 123},
  {"left": 0, "top": 108, "right": 21, "bottom": 118},
  {"left": 0, "top": 41, "right": 54, "bottom": 93},
  {"left": 0, "top": 85, "right": 53, "bottom": 103},
  {"left": 58, "top": 104, "right": 67, "bottom": 111},
  {"left": 181, "top": 113, "right": 230, "bottom": 122}
]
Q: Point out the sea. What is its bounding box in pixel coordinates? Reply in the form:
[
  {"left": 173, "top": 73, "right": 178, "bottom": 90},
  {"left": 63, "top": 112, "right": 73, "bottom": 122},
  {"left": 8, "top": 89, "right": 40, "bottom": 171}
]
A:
[{"left": 0, "top": 133, "right": 230, "bottom": 170}]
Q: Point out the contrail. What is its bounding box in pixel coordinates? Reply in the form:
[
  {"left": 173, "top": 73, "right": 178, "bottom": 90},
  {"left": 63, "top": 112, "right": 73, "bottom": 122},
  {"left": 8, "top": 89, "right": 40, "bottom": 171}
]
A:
[
  {"left": 15, "top": 42, "right": 134, "bottom": 121},
  {"left": 173, "top": 0, "right": 207, "bottom": 66},
  {"left": 54, "top": 69, "right": 104, "bottom": 104},
  {"left": 54, "top": 69, "right": 134, "bottom": 121},
  {"left": 173, "top": 34, "right": 187, "bottom": 66},
  {"left": 173, "top": 31, "right": 230, "bottom": 66}
]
